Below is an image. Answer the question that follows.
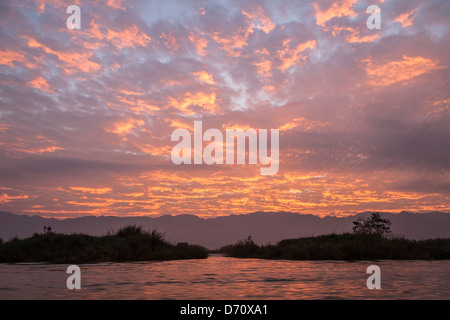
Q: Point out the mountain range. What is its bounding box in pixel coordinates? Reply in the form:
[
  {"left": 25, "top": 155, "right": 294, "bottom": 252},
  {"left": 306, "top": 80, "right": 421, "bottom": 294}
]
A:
[{"left": 1, "top": 211, "right": 449, "bottom": 249}]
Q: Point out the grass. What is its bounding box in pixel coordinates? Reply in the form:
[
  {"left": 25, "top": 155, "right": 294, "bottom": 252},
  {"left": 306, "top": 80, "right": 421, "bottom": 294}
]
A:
[
  {"left": 0, "top": 225, "right": 208, "bottom": 263},
  {"left": 219, "top": 233, "right": 450, "bottom": 260}
]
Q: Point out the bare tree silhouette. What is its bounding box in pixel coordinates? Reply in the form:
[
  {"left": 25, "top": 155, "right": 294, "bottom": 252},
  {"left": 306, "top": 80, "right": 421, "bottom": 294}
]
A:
[{"left": 352, "top": 212, "right": 391, "bottom": 237}]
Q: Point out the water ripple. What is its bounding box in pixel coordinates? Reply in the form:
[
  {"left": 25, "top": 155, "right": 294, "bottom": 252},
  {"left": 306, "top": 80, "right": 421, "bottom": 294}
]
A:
[{"left": 0, "top": 257, "right": 449, "bottom": 299}]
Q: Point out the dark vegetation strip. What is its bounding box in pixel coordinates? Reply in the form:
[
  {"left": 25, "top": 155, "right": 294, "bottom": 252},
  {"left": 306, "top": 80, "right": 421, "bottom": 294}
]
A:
[
  {"left": 0, "top": 225, "right": 208, "bottom": 263},
  {"left": 219, "top": 233, "right": 450, "bottom": 260}
]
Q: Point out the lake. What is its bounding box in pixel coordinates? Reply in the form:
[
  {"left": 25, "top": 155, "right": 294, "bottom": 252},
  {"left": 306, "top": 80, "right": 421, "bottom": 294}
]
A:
[{"left": 0, "top": 255, "right": 449, "bottom": 299}]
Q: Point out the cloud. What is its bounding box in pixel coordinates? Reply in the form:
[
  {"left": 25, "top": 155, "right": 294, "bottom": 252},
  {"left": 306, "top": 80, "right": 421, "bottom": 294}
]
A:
[
  {"left": 242, "top": 7, "right": 276, "bottom": 34},
  {"left": 329, "top": 26, "right": 380, "bottom": 43},
  {"left": 193, "top": 71, "right": 215, "bottom": 84},
  {"left": 70, "top": 187, "right": 113, "bottom": 194},
  {"left": 0, "top": 0, "right": 449, "bottom": 217},
  {"left": 28, "top": 77, "right": 53, "bottom": 93},
  {"left": 0, "top": 193, "right": 29, "bottom": 203},
  {"left": 84, "top": 22, "right": 152, "bottom": 50},
  {"left": 278, "top": 39, "right": 316, "bottom": 72},
  {"left": 364, "top": 55, "right": 446, "bottom": 87},
  {"left": 394, "top": 10, "right": 418, "bottom": 28},
  {"left": 105, "top": 0, "right": 127, "bottom": 11},
  {"left": 189, "top": 32, "right": 208, "bottom": 56},
  {"left": 22, "top": 36, "right": 101, "bottom": 74},
  {"left": 169, "top": 91, "right": 217, "bottom": 115},
  {"left": 32, "top": 0, "right": 80, "bottom": 14},
  {"left": 105, "top": 25, "right": 152, "bottom": 49},
  {"left": 106, "top": 119, "right": 145, "bottom": 137},
  {"left": 160, "top": 31, "right": 178, "bottom": 53},
  {"left": 314, "top": 0, "right": 358, "bottom": 27},
  {"left": 0, "top": 49, "right": 37, "bottom": 69}
]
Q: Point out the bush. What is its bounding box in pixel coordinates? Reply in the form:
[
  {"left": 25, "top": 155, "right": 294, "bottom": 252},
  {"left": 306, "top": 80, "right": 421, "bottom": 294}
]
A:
[{"left": 352, "top": 212, "right": 392, "bottom": 237}]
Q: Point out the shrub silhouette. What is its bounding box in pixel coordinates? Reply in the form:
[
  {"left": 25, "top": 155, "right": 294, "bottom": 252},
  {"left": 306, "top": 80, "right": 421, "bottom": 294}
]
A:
[
  {"left": 114, "top": 225, "right": 145, "bottom": 237},
  {"left": 352, "top": 212, "right": 391, "bottom": 237},
  {"left": 43, "top": 226, "right": 53, "bottom": 234}
]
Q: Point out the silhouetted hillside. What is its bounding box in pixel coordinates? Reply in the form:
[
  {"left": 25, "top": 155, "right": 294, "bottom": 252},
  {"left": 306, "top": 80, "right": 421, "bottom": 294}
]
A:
[{"left": 0, "top": 211, "right": 449, "bottom": 249}]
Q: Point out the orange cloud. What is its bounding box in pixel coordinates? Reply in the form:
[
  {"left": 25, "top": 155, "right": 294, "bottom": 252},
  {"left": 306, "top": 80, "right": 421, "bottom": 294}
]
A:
[
  {"left": 189, "top": 33, "right": 208, "bottom": 56},
  {"left": 160, "top": 31, "right": 178, "bottom": 53},
  {"left": 427, "top": 99, "right": 450, "bottom": 115},
  {"left": 242, "top": 7, "right": 276, "bottom": 34},
  {"left": 364, "top": 55, "right": 446, "bottom": 87},
  {"left": 170, "top": 120, "right": 193, "bottom": 130},
  {"left": 133, "top": 100, "right": 160, "bottom": 114},
  {"left": 29, "top": 77, "right": 53, "bottom": 93},
  {"left": 253, "top": 59, "right": 273, "bottom": 77},
  {"left": 210, "top": 24, "right": 254, "bottom": 57},
  {"left": 23, "top": 36, "right": 101, "bottom": 74},
  {"left": 279, "top": 117, "right": 325, "bottom": 131},
  {"left": 262, "top": 85, "right": 275, "bottom": 92},
  {"left": 33, "top": 0, "right": 80, "bottom": 14},
  {"left": 0, "top": 193, "right": 29, "bottom": 203},
  {"left": 83, "top": 22, "right": 151, "bottom": 50},
  {"left": 121, "top": 192, "right": 145, "bottom": 197},
  {"left": 278, "top": 39, "right": 316, "bottom": 72},
  {"left": 27, "top": 146, "right": 63, "bottom": 154},
  {"left": 0, "top": 123, "right": 10, "bottom": 132},
  {"left": 314, "top": 0, "right": 358, "bottom": 26},
  {"left": 221, "top": 123, "right": 254, "bottom": 131},
  {"left": 330, "top": 26, "right": 380, "bottom": 43},
  {"left": 136, "top": 144, "right": 172, "bottom": 156},
  {"left": 394, "top": 10, "right": 418, "bottom": 28},
  {"left": 16, "top": 166, "right": 449, "bottom": 218},
  {"left": 432, "top": 99, "right": 450, "bottom": 107},
  {"left": 114, "top": 91, "right": 160, "bottom": 115},
  {"left": 169, "top": 91, "right": 217, "bottom": 114},
  {"left": 193, "top": 71, "right": 215, "bottom": 84},
  {"left": 105, "top": 0, "right": 126, "bottom": 11},
  {"left": 2, "top": 135, "right": 64, "bottom": 155},
  {"left": 345, "top": 31, "right": 380, "bottom": 44},
  {"left": 0, "top": 49, "right": 36, "bottom": 69},
  {"left": 107, "top": 119, "right": 145, "bottom": 136},
  {"left": 106, "top": 25, "right": 152, "bottom": 49},
  {"left": 70, "top": 187, "right": 113, "bottom": 195}
]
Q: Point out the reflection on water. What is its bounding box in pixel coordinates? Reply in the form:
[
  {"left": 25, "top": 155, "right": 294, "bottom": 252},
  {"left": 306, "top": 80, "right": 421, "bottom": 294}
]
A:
[{"left": 0, "top": 255, "right": 449, "bottom": 299}]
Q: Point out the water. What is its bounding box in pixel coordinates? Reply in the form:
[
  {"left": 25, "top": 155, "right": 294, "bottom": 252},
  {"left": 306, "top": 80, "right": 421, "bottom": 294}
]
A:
[{"left": 0, "top": 255, "right": 449, "bottom": 299}]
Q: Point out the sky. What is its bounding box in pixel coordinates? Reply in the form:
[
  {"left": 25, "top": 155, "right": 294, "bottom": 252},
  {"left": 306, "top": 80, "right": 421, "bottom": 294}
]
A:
[{"left": 0, "top": 0, "right": 449, "bottom": 218}]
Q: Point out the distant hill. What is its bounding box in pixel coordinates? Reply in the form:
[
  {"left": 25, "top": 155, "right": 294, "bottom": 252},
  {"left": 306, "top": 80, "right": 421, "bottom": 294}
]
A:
[{"left": 0, "top": 211, "right": 449, "bottom": 249}]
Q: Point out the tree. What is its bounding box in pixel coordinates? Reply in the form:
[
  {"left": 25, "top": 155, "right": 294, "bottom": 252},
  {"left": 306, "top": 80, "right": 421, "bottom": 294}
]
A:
[
  {"left": 352, "top": 212, "right": 392, "bottom": 237},
  {"left": 43, "top": 226, "right": 53, "bottom": 234}
]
